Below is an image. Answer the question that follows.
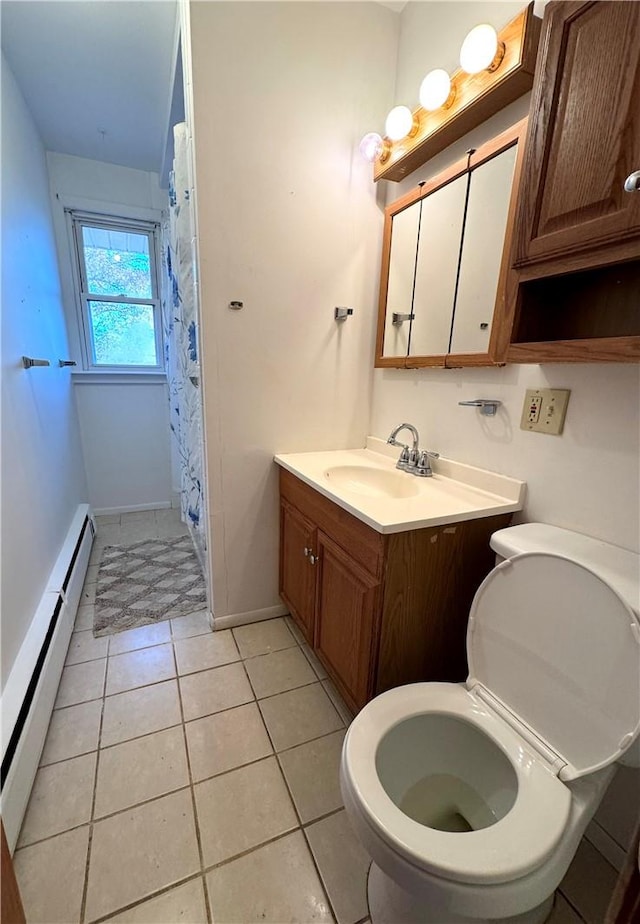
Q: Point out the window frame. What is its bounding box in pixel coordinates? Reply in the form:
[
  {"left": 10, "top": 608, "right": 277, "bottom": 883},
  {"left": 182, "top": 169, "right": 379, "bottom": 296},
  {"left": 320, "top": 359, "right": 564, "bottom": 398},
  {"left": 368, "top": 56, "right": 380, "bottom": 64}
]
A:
[{"left": 68, "top": 211, "right": 164, "bottom": 373}]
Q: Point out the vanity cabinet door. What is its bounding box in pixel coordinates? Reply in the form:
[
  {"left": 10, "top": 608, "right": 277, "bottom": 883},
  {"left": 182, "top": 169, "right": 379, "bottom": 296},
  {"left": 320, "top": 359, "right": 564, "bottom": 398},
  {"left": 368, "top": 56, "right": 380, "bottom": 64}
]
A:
[
  {"left": 280, "top": 499, "right": 316, "bottom": 644},
  {"left": 314, "top": 532, "right": 380, "bottom": 711}
]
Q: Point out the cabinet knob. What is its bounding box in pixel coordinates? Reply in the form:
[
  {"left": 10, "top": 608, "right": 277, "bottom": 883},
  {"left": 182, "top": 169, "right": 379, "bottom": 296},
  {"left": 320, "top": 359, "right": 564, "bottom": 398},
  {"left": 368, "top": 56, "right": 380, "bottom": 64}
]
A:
[
  {"left": 624, "top": 171, "right": 640, "bottom": 192},
  {"left": 309, "top": 554, "right": 319, "bottom": 565},
  {"left": 304, "top": 547, "right": 311, "bottom": 557}
]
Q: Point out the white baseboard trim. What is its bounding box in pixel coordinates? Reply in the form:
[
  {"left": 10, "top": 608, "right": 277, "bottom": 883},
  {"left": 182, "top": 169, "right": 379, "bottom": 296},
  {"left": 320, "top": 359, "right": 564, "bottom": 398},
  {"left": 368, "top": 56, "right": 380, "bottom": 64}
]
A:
[
  {"left": 93, "top": 501, "right": 172, "bottom": 516},
  {"left": 213, "top": 603, "right": 287, "bottom": 631}
]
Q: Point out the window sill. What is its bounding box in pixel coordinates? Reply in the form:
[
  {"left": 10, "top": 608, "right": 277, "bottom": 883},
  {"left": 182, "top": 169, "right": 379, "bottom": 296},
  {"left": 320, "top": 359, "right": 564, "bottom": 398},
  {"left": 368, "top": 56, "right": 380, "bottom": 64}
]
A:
[{"left": 71, "top": 371, "right": 167, "bottom": 385}]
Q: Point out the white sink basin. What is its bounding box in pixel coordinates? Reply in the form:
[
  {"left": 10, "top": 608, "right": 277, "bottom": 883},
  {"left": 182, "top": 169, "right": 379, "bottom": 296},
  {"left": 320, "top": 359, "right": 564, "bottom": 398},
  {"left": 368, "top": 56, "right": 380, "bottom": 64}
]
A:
[
  {"left": 275, "top": 439, "right": 526, "bottom": 534},
  {"left": 325, "top": 464, "right": 420, "bottom": 499}
]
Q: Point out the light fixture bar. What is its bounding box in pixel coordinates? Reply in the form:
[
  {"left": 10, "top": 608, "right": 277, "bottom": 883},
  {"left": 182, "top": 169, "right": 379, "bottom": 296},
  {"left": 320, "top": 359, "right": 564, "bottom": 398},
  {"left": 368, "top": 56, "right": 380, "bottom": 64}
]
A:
[{"left": 374, "top": 3, "right": 540, "bottom": 183}]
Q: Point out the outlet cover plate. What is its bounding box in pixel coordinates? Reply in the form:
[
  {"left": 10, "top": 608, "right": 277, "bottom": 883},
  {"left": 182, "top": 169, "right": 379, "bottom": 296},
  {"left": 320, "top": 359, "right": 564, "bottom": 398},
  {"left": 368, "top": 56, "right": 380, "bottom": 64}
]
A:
[{"left": 520, "top": 388, "right": 570, "bottom": 435}]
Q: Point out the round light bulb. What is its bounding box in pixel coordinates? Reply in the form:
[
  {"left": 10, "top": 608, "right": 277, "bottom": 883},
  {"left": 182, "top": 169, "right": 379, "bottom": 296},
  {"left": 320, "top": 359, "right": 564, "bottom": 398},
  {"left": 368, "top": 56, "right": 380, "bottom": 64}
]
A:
[
  {"left": 385, "top": 105, "right": 415, "bottom": 142},
  {"left": 460, "top": 23, "right": 500, "bottom": 74},
  {"left": 359, "top": 132, "right": 383, "bottom": 163},
  {"left": 419, "top": 69, "right": 453, "bottom": 111}
]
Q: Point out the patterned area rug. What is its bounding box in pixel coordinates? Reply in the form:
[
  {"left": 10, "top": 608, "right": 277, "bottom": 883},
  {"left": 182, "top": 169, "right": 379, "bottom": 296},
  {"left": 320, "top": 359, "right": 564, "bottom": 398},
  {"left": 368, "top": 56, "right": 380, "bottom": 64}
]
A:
[{"left": 93, "top": 536, "right": 207, "bottom": 636}]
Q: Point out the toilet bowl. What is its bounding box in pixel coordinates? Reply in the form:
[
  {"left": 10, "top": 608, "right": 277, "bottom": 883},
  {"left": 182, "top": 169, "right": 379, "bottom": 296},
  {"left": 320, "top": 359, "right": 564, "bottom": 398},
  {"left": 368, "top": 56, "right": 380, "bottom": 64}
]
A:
[{"left": 340, "top": 525, "right": 640, "bottom": 924}]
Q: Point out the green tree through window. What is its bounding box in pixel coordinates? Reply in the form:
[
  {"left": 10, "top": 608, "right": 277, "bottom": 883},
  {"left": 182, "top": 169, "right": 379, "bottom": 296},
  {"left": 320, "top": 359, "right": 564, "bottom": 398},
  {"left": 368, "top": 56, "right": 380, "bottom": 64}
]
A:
[{"left": 74, "top": 218, "right": 161, "bottom": 368}]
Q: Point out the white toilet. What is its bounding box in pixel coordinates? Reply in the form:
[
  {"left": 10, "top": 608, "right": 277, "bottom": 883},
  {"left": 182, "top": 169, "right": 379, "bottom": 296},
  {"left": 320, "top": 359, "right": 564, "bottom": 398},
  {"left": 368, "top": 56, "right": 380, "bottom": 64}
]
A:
[{"left": 340, "top": 524, "right": 640, "bottom": 924}]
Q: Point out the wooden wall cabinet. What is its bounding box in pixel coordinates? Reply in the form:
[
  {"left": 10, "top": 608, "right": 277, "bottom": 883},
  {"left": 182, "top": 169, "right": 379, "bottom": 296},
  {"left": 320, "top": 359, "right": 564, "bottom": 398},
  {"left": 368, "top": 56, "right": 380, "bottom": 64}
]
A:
[
  {"left": 279, "top": 469, "right": 511, "bottom": 714},
  {"left": 497, "top": 1, "right": 640, "bottom": 363}
]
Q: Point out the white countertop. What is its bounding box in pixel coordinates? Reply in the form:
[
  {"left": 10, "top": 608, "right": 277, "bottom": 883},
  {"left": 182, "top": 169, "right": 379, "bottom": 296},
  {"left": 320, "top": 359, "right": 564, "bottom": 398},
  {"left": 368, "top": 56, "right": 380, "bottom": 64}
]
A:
[{"left": 275, "top": 438, "right": 526, "bottom": 535}]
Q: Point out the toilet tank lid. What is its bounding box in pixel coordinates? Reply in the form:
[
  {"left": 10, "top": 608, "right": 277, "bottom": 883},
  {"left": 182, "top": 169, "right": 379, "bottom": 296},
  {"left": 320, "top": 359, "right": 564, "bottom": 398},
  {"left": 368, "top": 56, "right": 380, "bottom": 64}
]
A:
[{"left": 490, "top": 524, "right": 639, "bottom": 617}]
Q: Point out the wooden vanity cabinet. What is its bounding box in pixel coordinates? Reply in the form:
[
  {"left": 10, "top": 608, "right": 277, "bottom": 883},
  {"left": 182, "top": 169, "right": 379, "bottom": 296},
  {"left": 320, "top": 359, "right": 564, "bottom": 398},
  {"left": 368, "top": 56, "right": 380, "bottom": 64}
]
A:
[
  {"left": 279, "top": 499, "right": 317, "bottom": 643},
  {"left": 498, "top": 1, "right": 640, "bottom": 363},
  {"left": 279, "top": 468, "right": 511, "bottom": 714}
]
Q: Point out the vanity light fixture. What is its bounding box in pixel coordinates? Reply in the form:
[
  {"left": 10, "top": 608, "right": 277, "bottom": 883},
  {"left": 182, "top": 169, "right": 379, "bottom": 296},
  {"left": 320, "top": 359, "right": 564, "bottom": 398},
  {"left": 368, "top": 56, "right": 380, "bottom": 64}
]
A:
[
  {"left": 369, "top": 3, "right": 540, "bottom": 182},
  {"left": 459, "top": 24, "right": 505, "bottom": 74},
  {"left": 359, "top": 132, "right": 388, "bottom": 164},
  {"left": 385, "top": 105, "right": 419, "bottom": 142},
  {"left": 419, "top": 69, "right": 454, "bottom": 111}
]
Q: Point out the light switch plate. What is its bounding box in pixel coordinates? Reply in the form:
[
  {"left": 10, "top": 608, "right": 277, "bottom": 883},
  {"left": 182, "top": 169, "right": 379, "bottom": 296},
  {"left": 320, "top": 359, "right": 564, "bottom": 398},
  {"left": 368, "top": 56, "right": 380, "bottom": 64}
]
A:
[{"left": 520, "top": 388, "right": 571, "bottom": 435}]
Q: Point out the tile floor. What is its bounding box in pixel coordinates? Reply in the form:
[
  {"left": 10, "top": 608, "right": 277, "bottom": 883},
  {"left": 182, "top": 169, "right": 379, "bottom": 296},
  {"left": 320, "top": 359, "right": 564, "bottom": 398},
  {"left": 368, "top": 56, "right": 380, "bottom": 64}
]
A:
[{"left": 13, "top": 512, "right": 620, "bottom": 923}]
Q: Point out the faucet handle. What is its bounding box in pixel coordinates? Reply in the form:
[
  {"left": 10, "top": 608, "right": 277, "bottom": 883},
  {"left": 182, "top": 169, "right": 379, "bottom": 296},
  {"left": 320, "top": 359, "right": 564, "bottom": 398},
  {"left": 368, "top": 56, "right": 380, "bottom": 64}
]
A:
[
  {"left": 395, "top": 446, "right": 411, "bottom": 470},
  {"left": 415, "top": 450, "right": 439, "bottom": 477}
]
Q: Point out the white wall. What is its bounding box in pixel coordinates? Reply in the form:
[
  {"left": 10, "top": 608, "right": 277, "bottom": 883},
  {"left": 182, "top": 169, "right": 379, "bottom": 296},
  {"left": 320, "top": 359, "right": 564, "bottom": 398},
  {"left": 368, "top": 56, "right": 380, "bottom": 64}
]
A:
[
  {"left": 188, "top": 0, "right": 399, "bottom": 620},
  {"left": 47, "top": 152, "right": 174, "bottom": 513},
  {"left": 1, "top": 53, "right": 88, "bottom": 685},
  {"left": 74, "top": 382, "right": 172, "bottom": 514},
  {"left": 373, "top": 0, "right": 640, "bottom": 863}
]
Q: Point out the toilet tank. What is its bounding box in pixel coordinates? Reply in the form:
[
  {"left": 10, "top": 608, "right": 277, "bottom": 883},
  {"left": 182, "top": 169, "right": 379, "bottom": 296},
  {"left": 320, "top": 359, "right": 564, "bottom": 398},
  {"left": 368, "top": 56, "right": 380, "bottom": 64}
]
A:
[{"left": 489, "top": 523, "right": 640, "bottom": 768}]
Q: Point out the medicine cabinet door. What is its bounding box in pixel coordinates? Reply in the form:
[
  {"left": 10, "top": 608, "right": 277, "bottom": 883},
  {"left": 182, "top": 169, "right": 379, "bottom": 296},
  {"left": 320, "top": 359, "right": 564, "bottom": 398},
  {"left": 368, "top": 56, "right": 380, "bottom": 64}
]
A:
[
  {"left": 408, "top": 174, "right": 468, "bottom": 362},
  {"left": 380, "top": 200, "right": 421, "bottom": 362},
  {"left": 448, "top": 143, "right": 519, "bottom": 357}
]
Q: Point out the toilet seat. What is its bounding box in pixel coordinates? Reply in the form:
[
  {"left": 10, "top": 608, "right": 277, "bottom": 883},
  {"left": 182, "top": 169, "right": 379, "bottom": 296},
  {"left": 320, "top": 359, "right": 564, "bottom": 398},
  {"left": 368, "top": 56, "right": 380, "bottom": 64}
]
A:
[
  {"left": 342, "top": 683, "right": 572, "bottom": 886},
  {"left": 342, "top": 551, "right": 640, "bottom": 888},
  {"left": 468, "top": 553, "right": 640, "bottom": 780}
]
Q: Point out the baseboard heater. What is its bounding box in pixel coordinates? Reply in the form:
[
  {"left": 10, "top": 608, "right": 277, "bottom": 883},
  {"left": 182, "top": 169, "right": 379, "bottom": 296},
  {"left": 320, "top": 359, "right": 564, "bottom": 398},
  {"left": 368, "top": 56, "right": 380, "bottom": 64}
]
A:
[{"left": 0, "top": 505, "right": 94, "bottom": 852}]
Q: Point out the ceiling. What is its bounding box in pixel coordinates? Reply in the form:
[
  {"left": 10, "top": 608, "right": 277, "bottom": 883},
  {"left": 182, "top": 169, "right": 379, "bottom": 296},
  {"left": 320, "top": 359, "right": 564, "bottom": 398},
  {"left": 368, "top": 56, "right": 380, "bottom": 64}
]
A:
[{"left": 1, "top": 0, "right": 178, "bottom": 174}]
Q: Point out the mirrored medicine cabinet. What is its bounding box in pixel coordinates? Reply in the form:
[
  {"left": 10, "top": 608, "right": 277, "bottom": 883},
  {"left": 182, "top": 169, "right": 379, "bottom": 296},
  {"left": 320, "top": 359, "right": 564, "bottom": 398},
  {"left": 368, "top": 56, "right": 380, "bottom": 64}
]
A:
[{"left": 375, "top": 119, "right": 526, "bottom": 368}]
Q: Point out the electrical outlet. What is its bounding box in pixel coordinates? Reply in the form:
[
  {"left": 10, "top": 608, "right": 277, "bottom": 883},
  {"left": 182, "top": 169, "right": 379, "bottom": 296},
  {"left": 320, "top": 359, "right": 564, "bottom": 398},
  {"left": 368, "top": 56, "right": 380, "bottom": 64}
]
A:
[
  {"left": 527, "top": 395, "right": 543, "bottom": 423},
  {"left": 520, "top": 388, "right": 571, "bottom": 435}
]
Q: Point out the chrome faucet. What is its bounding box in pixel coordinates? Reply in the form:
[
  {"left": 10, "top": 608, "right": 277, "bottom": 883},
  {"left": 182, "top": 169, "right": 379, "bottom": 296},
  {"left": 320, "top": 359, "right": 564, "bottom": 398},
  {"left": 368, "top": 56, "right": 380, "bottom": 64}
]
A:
[
  {"left": 387, "top": 423, "right": 439, "bottom": 477},
  {"left": 387, "top": 423, "right": 419, "bottom": 470}
]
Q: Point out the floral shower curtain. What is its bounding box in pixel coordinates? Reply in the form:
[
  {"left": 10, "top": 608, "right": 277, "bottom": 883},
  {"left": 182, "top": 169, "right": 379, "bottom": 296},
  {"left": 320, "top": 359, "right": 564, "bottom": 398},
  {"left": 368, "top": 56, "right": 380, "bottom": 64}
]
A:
[{"left": 161, "top": 122, "right": 207, "bottom": 572}]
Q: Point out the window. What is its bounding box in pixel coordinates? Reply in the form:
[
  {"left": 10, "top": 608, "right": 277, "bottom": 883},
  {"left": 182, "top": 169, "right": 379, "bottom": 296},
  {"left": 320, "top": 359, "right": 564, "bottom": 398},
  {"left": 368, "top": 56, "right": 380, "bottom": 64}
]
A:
[{"left": 70, "top": 214, "right": 163, "bottom": 370}]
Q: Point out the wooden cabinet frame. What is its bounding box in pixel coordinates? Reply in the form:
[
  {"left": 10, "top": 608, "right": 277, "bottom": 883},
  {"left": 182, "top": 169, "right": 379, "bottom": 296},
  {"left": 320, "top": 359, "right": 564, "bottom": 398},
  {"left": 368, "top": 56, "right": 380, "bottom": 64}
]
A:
[{"left": 375, "top": 120, "right": 528, "bottom": 369}]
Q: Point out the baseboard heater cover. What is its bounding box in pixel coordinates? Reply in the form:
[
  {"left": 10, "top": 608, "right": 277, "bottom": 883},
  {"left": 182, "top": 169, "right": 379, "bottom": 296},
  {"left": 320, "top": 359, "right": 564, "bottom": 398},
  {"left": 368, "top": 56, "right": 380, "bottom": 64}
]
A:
[{"left": 0, "top": 505, "right": 94, "bottom": 851}]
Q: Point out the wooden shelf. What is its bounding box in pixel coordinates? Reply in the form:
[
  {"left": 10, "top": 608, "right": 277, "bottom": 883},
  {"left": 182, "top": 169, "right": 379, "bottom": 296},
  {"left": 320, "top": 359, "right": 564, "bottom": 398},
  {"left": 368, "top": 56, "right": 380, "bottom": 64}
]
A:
[
  {"left": 374, "top": 4, "right": 540, "bottom": 183},
  {"left": 508, "top": 337, "right": 640, "bottom": 364}
]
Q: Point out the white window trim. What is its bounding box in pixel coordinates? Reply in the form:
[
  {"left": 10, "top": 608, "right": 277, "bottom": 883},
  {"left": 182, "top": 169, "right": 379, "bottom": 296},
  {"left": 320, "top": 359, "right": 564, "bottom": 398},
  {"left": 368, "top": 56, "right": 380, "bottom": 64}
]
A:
[{"left": 66, "top": 209, "right": 165, "bottom": 373}]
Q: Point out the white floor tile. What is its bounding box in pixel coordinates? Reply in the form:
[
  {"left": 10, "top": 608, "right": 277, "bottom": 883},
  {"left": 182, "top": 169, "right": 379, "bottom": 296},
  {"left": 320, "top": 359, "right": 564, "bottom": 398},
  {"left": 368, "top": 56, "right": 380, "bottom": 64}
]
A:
[
  {"left": 18, "top": 753, "right": 96, "bottom": 847},
  {"left": 173, "top": 629, "right": 239, "bottom": 675},
  {"left": 55, "top": 659, "right": 106, "bottom": 707},
  {"left": 14, "top": 826, "right": 89, "bottom": 924},
  {"left": 233, "top": 617, "right": 296, "bottom": 659},
  {"left": 108, "top": 621, "right": 172, "bottom": 656},
  {"left": 95, "top": 726, "right": 189, "bottom": 817},
  {"left": 306, "top": 810, "right": 370, "bottom": 924},
  {"left": 104, "top": 878, "right": 208, "bottom": 923},
  {"left": 560, "top": 838, "right": 617, "bottom": 924},
  {"left": 101, "top": 679, "right": 182, "bottom": 747},
  {"left": 85, "top": 789, "right": 200, "bottom": 922},
  {"left": 259, "top": 682, "right": 343, "bottom": 752},
  {"left": 105, "top": 643, "right": 175, "bottom": 695},
  {"left": 279, "top": 729, "right": 345, "bottom": 823},
  {"left": 65, "top": 629, "right": 109, "bottom": 665},
  {"left": 195, "top": 756, "right": 297, "bottom": 866},
  {"left": 206, "top": 830, "right": 333, "bottom": 924},
  {"left": 74, "top": 604, "right": 95, "bottom": 631},
  {"left": 40, "top": 700, "right": 102, "bottom": 766},
  {"left": 186, "top": 702, "right": 273, "bottom": 781},
  {"left": 171, "top": 610, "right": 212, "bottom": 639},
  {"left": 180, "top": 662, "right": 254, "bottom": 722},
  {"left": 244, "top": 645, "right": 316, "bottom": 699}
]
